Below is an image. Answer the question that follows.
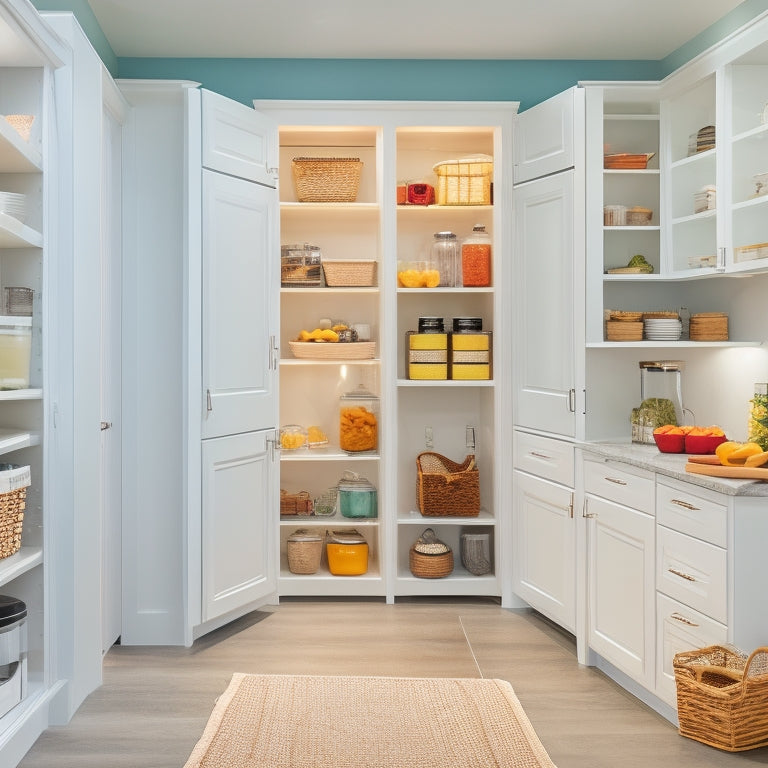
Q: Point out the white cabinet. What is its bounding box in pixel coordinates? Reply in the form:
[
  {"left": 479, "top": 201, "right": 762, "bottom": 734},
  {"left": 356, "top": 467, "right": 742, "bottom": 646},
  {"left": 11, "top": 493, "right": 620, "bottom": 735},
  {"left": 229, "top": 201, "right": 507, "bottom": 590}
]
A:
[
  {"left": 119, "top": 82, "right": 278, "bottom": 645},
  {"left": 255, "top": 101, "right": 516, "bottom": 602},
  {"left": 512, "top": 432, "right": 575, "bottom": 632},
  {"left": 201, "top": 430, "right": 276, "bottom": 621},
  {"left": 513, "top": 88, "right": 584, "bottom": 439},
  {"left": 584, "top": 457, "right": 655, "bottom": 690}
]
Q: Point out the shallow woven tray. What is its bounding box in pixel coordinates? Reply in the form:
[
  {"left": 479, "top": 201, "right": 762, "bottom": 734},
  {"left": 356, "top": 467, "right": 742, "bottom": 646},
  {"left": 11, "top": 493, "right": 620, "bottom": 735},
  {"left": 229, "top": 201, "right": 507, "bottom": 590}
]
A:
[{"left": 288, "top": 340, "right": 376, "bottom": 360}]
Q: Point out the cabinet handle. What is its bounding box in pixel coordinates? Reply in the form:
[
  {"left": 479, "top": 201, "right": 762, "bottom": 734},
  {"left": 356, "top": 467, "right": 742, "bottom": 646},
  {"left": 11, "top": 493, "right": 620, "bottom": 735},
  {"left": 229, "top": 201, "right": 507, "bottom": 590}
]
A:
[
  {"left": 670, "top": 498, "right": 700, "bottom": 511},
  {"left": 604, "top": 476, "right": 627, "bottom": 486},
  {"left": 670, "top": 612, "right": 699, "bottom": 627},
  {"left": 206, "top": 389, "right": 212, "bottom": 413},
  {"left": 568, "top": 388, "right": 576, "bottom": 413},
  {"left": 530, "top": 451, "right": 552, "bottom": 460},
  {"left": 668, "top": 567, "right": 696, "bottom": 582},
  {"left": 582, "top": 499, "right": 596, "bottom": 519},
  {"left": 270, "top": 335, "right": 279, "bottom": 370},
  {"left": 568, "top": 492, "right": 574, "bottom": 519},
  {"left": 716, "top": 246, "right": 726, "bottom": 272}
]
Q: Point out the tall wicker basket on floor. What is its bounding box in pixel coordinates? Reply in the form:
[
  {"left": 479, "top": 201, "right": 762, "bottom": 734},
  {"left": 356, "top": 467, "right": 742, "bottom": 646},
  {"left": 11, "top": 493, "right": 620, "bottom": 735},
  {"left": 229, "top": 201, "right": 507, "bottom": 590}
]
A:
[
  {"left": 673, "top": 645, "right": 768, "bottom": 752},
  {"left": 0, "top": 464, "right": 31, "bottom": 560},
  {"left": 416, "top": 452, "right": 480, "bottom": 517}
]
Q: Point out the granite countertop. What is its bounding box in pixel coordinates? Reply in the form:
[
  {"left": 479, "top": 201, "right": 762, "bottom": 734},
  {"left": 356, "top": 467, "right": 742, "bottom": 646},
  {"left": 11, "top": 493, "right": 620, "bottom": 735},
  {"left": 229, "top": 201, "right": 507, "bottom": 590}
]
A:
[{"left": 580, "top": 441, "right": 768, "bottom": 497}]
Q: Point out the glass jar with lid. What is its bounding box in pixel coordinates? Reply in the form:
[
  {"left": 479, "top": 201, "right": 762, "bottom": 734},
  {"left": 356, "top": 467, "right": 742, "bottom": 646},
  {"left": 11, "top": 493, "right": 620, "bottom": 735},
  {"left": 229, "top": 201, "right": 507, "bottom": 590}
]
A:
[
  {"left": 339, "top": 384, "right": 379, "bottom": 453},
  {"left": 631, "top": 360, "right": 688, "bottom": 443},
  {"left": 430, "top": 231, "right": 460, "bottom": 287},
  {"left": 461, "top": 224, "right": 492, "bottom": 287}
]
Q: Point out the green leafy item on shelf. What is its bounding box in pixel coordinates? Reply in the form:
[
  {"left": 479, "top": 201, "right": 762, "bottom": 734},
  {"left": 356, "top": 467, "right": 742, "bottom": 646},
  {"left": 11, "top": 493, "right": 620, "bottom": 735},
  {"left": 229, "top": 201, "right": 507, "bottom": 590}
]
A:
[{"left": 627, "top": 254, "right": 654, "bottom": 273}]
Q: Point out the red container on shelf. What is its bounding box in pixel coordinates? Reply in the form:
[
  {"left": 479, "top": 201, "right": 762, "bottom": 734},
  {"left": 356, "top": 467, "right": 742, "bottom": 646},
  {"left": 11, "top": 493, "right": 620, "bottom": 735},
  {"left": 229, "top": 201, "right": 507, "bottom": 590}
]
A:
[{"left": 406, "top": 183, "right": 435, "bottom": 205}]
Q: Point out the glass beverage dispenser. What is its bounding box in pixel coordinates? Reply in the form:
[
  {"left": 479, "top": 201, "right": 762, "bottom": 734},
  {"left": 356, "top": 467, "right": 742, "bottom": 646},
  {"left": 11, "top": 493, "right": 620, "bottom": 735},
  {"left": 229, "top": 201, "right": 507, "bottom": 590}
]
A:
[{"left": 631, "top": 360, "right": 688, "bottom": 444}]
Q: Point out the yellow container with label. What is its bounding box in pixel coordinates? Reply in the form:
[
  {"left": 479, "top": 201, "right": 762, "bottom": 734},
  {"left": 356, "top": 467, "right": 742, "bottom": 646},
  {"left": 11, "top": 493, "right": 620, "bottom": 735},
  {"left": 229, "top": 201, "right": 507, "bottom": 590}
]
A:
[
  {"left": 326, "top": 529, "right": 369, "bottom": 575},
  {"left": 407, "top": 329, "right": 448, "bottom": 380}
]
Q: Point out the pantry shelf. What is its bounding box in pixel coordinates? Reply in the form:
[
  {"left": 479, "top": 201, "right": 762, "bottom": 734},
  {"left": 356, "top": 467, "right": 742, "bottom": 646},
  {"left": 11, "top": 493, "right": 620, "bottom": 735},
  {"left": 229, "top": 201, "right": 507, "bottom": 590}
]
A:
[
  {"left": 587, "top": 340, "right": 762, "bottom": 348},
  {"left": 281, "top": 447, "right": 380, "bottom": 461},
  {"left": 0, "top": 119, "right": 41, "bottom": 172},
  {"left": 398, "top": 509, "right": 496, "bottom": 524},
  {"left": 0, "top": 546, "right": 43, "bottom": 588},
  {"left": 397, "top": 379, "right": 494, "bottom": 387},
  {"left": 0, "top": 427, "right": 39, "bottom": 455},
  {"left": 0, "top": 213, "right": 42, "bottom": 248}
]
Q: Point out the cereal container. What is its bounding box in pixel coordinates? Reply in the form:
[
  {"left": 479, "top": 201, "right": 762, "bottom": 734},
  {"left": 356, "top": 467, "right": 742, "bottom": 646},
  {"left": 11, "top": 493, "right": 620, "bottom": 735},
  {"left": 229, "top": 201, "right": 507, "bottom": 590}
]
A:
[{"left": 339, "top": 385, "right": 379, "bottom": 453}]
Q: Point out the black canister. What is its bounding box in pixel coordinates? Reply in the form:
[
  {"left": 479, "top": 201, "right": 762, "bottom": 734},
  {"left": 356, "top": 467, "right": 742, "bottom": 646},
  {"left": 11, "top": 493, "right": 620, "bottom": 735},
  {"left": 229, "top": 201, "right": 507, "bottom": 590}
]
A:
[
  {"left": 452, "top": 317, "right": 483, "bottom": 333},
  {"left": 418, "top": 316, "right": 445, "bottom": 333}
]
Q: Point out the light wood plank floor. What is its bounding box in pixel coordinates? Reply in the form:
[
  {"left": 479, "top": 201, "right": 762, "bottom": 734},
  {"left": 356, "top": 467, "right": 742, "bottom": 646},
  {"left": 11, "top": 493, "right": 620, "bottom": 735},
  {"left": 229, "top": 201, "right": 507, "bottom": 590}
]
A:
[{"left": 17, "top": 599, "right": 768, "bottom": 767}]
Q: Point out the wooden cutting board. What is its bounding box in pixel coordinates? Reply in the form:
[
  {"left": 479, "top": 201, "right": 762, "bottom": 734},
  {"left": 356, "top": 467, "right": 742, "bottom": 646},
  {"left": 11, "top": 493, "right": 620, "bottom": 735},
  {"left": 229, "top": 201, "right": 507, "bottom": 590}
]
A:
[{"left": 685, "top": 455, "right": 768, "bottom": 480}]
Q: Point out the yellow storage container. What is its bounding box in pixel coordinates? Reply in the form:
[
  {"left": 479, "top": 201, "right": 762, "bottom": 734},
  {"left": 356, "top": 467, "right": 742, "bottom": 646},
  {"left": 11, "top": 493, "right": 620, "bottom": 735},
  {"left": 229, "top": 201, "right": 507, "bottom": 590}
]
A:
[{"left": 326, "top": 529, "right": 369, "bottom": 575}]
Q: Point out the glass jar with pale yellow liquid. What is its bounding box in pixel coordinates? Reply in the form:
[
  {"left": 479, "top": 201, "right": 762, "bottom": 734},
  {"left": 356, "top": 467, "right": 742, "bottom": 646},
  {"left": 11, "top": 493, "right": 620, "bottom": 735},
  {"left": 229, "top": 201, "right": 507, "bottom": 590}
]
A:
[{"left": 0, "top": 319, "right": 31, "bottom": 390}]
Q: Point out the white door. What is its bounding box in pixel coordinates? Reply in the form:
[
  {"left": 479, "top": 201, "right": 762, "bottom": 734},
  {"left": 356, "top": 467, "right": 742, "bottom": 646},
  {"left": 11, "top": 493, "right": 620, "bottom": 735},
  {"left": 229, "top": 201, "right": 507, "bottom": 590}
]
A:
[
  {"left": 201, "top": 169, "right": 278, "bottom": 439},
  {"left": 201, "top": 88, "right": 277, "bottom": 187},
  {"left": 513, "top": 88, "right": 575, "bottom": 184},
  {"left": 202, "top": 430, "right": 277, "bottom": 622},
  {"left": 587, "top": 495, "right": 655, "bottom": 689},
  {"left": 100, "top": 102, "right": 123, "bottom": 652},
  {"left": 512, "top": 470, "right": 575, "bottom": 632},
  {"left": 513, "top": 171, "right": 575, "bottom": 437}
]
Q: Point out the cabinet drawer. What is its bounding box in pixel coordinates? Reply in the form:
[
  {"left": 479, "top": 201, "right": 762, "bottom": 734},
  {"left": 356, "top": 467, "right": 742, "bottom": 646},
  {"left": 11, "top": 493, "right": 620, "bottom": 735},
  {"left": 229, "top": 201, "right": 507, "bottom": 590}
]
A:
[
  {"left": 656, "top": 592, "right": 727, "bottom": 708},
  {"left": 583, "top": 457, "right": 654, "bottom": 513},
  {"left": 657, "top": 480, "right": 727, "bottom": 548},
  {"left": 657, "top": 525, "right": 727, "bottom": 623},
  {"left": 514, "top": 431, "right": 574, "bottom": 487}
]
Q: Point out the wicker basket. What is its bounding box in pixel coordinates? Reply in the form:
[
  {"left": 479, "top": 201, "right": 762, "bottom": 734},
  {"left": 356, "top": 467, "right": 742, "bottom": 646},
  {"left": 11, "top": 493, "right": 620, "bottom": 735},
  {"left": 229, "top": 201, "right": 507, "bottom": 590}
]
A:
[
  {"left": 322, "top": 260, "right": 377, "bottom": 287},
  {"left": 0, "top": 464, "right": 30, "bottom": 560},
  {"left": 409, "top": 528, "right": 454, "bottom": 578},
  {"left": 286, "top": 530, "right": 323, "bottom": 574},
  {"left": 291, "top": 157, "right": 362, "bottom": 202},
  {"left": 288, "top": 340, "right": 376, "bottom": 360},
  {"left": 626, "top": 206, "right": 653, "bottom": 225},
  {"left": 433, "top": 156, "right": 492, "bottom": 205},
  {"left": 280, "top": 489, "right": 314, "bottom": 516},
  {"left": 674, "top": 645, "right": 768, "bottom": 751},
  {"left": 416, "top": 452, "right": 480, "bottom": 517}
]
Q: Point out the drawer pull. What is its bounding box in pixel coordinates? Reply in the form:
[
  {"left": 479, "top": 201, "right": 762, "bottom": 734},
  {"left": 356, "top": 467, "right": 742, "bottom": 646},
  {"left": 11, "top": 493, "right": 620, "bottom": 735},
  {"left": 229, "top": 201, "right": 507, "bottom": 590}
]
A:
[
  {"left": 670, "top": 498, "right": 700, "bottom": 511},
  {"left": 530, "top": 451, "right": 552, "bottom": 460},
  {"left": 669, "top": 567, "right": 696, "bottom": 582},
  {"left": 604, "top": 476, "right": 627, "bottom": 486},
  {"left": 670, "top": 612, "right": 699, "bottom": 627}
]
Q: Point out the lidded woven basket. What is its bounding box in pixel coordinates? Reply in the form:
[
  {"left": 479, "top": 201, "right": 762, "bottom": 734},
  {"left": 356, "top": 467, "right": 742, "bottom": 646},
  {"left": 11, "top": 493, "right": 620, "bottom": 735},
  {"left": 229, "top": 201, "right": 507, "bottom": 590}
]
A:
[{"left": 409, "top": 527, "right": 453, "bottom": 579}]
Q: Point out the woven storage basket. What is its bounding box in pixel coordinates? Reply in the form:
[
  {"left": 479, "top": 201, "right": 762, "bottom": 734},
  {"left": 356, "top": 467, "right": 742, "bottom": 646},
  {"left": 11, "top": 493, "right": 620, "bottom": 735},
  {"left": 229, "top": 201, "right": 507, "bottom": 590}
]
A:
[
  {"left": 409, "top": 528, "right": 454, "bottom": 578},
  {"left": 288, "top": 340, "right": 376, "bottom": 360},
  {"left": 286, "top": 530, "right": 323, "bottom": 574},
  {"left": 674, "top": 645, "right": 768, "bottom": 751},
  {"left": 0, "top": 464, "right": 30, "bottom": 560},
  {"left": 433, "top": 156, "right": 492, "bottom": 205},
  {"left": 322, "top": 260, "right": 377, "bottom": 287},
  {"left": 416, "top": 452, "right": 480, "bottom": 517},
  {"left": 291, "top": 157, "right": 362, "bottom": 202}
]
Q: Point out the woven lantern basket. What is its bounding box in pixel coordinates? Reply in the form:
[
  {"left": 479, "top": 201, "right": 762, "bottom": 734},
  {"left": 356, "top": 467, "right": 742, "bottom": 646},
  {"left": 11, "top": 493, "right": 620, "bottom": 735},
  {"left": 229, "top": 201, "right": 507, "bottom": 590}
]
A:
[{"left": 674, "top": 645, "right": 768, "bottom": 752}]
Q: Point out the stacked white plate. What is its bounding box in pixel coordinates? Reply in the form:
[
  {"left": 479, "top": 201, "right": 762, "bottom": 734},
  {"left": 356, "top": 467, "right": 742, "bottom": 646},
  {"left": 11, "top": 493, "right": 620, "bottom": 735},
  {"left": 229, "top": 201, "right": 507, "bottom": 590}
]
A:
[
  {"left": 644, "top": 318, "right": 682, "bottom": 341},
  {"left": 0, "top": 192, "right": 26, "bottom": 223}
]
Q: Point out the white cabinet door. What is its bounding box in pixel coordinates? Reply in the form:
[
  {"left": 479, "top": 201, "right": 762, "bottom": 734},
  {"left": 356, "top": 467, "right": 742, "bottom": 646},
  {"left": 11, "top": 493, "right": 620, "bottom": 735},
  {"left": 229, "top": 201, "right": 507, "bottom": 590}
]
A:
[
  {"left": 202, "top": 430, "right": 277, "bottom": 622},
  {"left": 202, "top": 88, "right": 277, "bottom": 187},
  {"left": 587, "top": 495, "right": 655, "bottom": 689},
  {"left": 513, "top": 470, "right": 575, "bottom": 632},
  {"left": 513, "top": 171, "right": 575, "bottom": 437},
  {"left": 202, "top": 169, "right": 278, "bottom": 439},
  {"left": 513, "top": 88, "right": 575, "bottom": 184}
]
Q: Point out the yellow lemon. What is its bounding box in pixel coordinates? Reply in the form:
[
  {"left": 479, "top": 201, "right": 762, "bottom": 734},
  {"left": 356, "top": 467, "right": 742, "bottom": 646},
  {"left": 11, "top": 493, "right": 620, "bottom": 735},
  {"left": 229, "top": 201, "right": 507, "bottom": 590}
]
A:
[{"left": 744, "top": 450, "right": 768, "bottom": 468}]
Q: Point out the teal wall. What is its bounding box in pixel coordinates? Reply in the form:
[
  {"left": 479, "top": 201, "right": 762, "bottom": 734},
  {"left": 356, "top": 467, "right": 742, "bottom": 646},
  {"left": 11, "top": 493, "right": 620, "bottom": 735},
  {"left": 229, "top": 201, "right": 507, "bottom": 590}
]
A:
[{"left": 31, "top": 0, "right": 768, "bottom": 109}]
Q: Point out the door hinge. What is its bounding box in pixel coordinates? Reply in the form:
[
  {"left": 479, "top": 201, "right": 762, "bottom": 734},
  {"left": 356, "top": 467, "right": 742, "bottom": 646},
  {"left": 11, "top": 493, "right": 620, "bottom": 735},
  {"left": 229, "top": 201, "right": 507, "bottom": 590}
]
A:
[
  {"left": 568, "top": 492, "right": 574, "bottom": 519},
  {"left": 582, "top": 498, "right": 596, "bottom": 519},
  {"left": 266, "top": 430, "right": 279, "bottom": 462},
  {"left": 270, "top": 335, "right": 279, "bottom": 370},
  {"left": 100, "top": 421, "right": 112, "bottom": 431}
]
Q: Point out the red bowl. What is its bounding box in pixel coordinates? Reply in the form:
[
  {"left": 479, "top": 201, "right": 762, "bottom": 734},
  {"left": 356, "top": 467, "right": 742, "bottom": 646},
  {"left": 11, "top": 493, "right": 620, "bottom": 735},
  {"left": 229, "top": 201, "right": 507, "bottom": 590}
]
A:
[
  {"left": 684, "top": 434, "right": 727, "bottom": 455},
  {"left": 653, "top": 432, "right": 685, "bottom": 453}
]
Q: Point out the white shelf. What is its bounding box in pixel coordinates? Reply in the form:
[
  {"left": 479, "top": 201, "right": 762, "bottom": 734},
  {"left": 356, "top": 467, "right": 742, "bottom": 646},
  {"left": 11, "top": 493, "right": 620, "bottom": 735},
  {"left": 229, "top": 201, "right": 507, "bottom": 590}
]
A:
[
  {"left": 587, "top": 341, "right": 763, "bottom": 348},
  {"left": 281, "top": 358, "right": 380, "bottom": 367},
  {"left": 603, "top": 114, "right": 660, "bottom": 122},
  {"left": 0, "top": 117, "right": 41, "bottom": 172},
  {"left": 731, "top": 122, "right": 768, "bottom": 144},
  {"left": 603, "top": 225, "right": 661, "bottom": 232},
  {"left": 280, "top": 202, "right": 379, "bottom": 213},
  {"left": 603, "top": 169, "right": 660, "bottom": 176},
  {"left": 0, "top": 389, "right": 42, "bottom": 401},
  {"left": 671, "top": 147, "right": 716, "bottom": 169},
  {"left": 732, "top": 195, "right": 768, "bottom": 212},
  {"left": 397, "top": 286, "right": 494, "bottom": 294},
  {"left": 0, "top": 428, "right": 39, "bottom": 455},
  {"left": 396, "top": 204, "right": 493, "bottom": 213},
  {"left": 0, "top": 546, "right": 42, "bottom": 588},
  {"left": 0, "top": 212, "right": 42, "bottom": 248},
  {"left": 280, "top": 517, "right": 379, "bottom": 527},
  {"left": 398, "top": 509, "right": 496, "bottom": 524},
  {"left": 281, "top": 446, "right": 379, "bottom": 461},
  {"left": 394, "top": 568, "right": 500, "bottom": 597},
  {"left": 397, "top": 379, "right": 494, "bottom": 387},
  {"left": 281, "top": 287, "right": 379, "bottom": 295},
  {"left": 672, "top": 209, "right": 717, "bottom": 225}
]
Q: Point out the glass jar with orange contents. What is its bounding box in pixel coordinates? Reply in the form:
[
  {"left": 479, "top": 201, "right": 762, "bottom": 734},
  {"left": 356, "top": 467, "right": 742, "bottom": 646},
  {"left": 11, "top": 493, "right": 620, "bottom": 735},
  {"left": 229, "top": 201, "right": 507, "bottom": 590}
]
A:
[
  {"left": 461, "top": 224, "right": 491, "bottom": 287},
  {"left": 339, "top": 385, "right": 379, "bottom": 453}
]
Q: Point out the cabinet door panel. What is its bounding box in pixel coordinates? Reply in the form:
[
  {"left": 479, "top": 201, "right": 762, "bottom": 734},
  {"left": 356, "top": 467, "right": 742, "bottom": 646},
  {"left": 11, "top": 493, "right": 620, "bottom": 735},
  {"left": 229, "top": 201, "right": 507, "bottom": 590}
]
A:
[
  {"left": 588, "top": 496, "right": 655, "bottom": 688},
  {"left": 202, "top": 169, "right": 277, "bottom": 439},
  {"left": 514, "top": 172, "right": 575, "bottom": 436},
  {"left": 513, "top": 88, "right": 575, "bottom": 183},
  {"left": 202, "top": 430, "right": 276, "bottom": 622},
  {"left": 513, "top": 471, "right": 575, "bottom": 631},
  {"left": 202, "top": 89, "right": 276, "bottom": 187}
]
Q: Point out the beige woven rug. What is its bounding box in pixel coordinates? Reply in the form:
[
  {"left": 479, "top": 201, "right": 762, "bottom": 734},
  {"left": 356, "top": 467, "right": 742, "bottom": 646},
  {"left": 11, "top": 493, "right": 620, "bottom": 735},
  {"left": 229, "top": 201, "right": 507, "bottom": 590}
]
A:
[{"left": 184, "top": 673, "right": 557, "bottom": 768}]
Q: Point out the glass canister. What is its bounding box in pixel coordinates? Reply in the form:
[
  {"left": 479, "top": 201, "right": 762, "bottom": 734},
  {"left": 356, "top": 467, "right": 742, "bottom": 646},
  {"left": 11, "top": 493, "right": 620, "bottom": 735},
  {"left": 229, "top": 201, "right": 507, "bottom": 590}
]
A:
[
  {"left": 430, "top": 231, "right": 460, "bottom": 287},
  {"left": 749, "top": 383, "right": 768, "bottom": 450},
  {"left": 339, "top": 384, "right": 379, "bottom": 453},
  {"left": 337, "top": 470, "right": 378, "bottom": 518},
  {"left": 461, "top": 224, "right": 492, "bottom": 287},
  {"left": 631, "top": 360, "right": 685, "bottom": 444}
]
